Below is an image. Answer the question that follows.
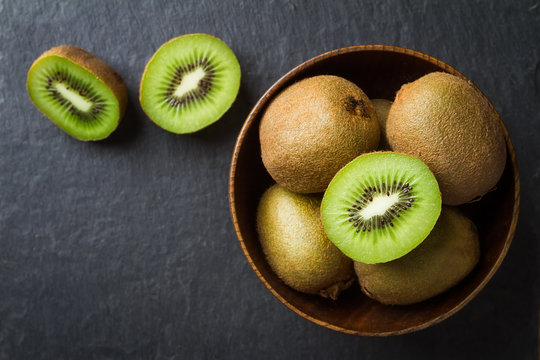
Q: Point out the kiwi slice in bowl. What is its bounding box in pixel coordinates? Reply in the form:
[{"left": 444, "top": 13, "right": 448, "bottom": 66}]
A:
[
  {"left": 139, "top": 34, "right": 241, "bottom": 134},
  {"left": 27, "top": 45, "right": 127, "bottom": 141},
  {"left": 321, "top": 152, "right": 442, "bottom": 264}
]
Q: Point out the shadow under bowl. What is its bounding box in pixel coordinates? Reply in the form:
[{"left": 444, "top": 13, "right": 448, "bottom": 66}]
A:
[{"left": 228, "top": 45, "right": 520, "bottom": 336}]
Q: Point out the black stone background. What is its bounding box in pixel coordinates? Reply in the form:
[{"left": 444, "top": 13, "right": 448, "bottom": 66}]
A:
[{"left": 1, "top": 0, "right": 539, "bottom": 359}]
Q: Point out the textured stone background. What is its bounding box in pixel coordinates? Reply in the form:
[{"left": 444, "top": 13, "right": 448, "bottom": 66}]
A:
[{"left": 0, "top": 0, "right": 539, "bottom": 359}]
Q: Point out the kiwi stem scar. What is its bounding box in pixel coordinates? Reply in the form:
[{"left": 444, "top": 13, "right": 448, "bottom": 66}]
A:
[
  {"left": 344, "top": 96, "right": 368, "bottom": 117},
  {"left": 53, "top": 82, "right": 93, "bottom": 112},
  {"left": 173, "top": 67, "right": 206, "bottom": 98}
]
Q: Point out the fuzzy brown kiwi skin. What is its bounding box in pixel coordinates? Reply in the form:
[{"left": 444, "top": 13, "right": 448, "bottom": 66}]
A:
[
  {"left": 371, "top": 98, "right": 393, "bottom": 150},
  {"left": 386, "top": 72, "right": 506, "bottom": 205},
  {"left": 354, "top": 206, "right": 480, "bottom": 305},
  {"left": 260, "top": 75, "right": 380, "bottom": 194},
  {"left": 257, "top": 184, "right": 355, "bottom": 300},
  {"left": 28, "top": 45, "right": 128, "bottom": 131}
]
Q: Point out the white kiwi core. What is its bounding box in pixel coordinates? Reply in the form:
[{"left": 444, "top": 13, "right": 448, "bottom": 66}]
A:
[
  {"left": 359, "top": 193, "right": 400, "bottom": 219},
  {"left": 54, "top": 82, "right": 93, "bottom": 112},
  {"left": 173, "top": 67, "right": 206, "bottom": 98}
]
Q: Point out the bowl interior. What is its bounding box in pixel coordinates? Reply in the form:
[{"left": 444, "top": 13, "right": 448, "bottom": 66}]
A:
[{"left": 229, "top": 45, "right": 519, "bottom": 336}]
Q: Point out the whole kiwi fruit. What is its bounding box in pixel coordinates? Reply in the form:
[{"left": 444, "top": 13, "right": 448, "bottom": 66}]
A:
[
  {"left": 371, "top": 99, "right": 393, "bottom": 150},
  {"left": 259, "top": 75, "right": 380, "bottom": 194},
  {"left": 257, "top": 184, "right": 355, "bottom": 299},
  {"left": 354, "top": 206, "right": 480, "bottom": 305},
  {"left": 386, "top": 72, "right": 506, "bottom": 205}
]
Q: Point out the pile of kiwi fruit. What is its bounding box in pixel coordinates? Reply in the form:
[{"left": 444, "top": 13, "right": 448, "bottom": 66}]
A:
[
  {"left": 257, "top": 71, "right": 506, "bottom": 305},
  {"left": 27, "top": 34, "right": 240, "bottom": 140}
]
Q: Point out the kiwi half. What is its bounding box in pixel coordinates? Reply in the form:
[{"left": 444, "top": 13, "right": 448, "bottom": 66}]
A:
[
  {"left": 321, "top": 152, "right": 442, "bottom": 264},
  {"left": 27, "top": 46, "right": 127, "bottom": 141},
  {"left": 139, "top": 34, "right": 241, "bottom": 134},
  {"left": 257, "top": 184, "right": 355, "bottom": 299}
]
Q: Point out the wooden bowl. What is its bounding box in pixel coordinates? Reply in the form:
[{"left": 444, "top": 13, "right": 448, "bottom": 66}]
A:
[{"left": 228, "top": 45, "right": 520, "bottom": 336}]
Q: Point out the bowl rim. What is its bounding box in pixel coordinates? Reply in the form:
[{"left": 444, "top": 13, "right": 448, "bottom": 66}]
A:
[{"left": 228, "top": 44, "right": 521, "bottom": 336}]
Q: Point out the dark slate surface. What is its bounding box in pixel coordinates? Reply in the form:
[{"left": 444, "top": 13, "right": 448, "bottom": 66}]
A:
[{"left": 1, "top": 0, "right": 539, "bottom": 359}]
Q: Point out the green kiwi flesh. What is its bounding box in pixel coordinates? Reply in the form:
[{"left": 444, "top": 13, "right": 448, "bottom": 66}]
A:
[
  {"left": 354, "top": 206, "right": 480, "bottom": 305},
  {"left": 139, "top": 33, "right": 241, "bottom": 134},
  {"left": 321, "top": 152, "right": 442, "bottom": 264},
  {"left": 27, "top": 45, "right": 127, "bottom": 141},
  {"left": 257, "top": 184, "right": 355, "bottom": 299},
  {"left": 259, "top": 75, "right": 380, "bottom": 194}
]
